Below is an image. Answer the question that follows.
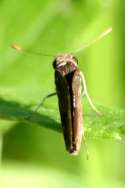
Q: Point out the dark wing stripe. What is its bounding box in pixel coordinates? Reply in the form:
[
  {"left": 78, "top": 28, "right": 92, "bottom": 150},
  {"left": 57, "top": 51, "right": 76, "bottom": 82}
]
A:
[
  {"left": 55, "top": 70, "right": 73, "bottom": 152},
  {"left": 72, "top": 70, "right": 83, "bottom": 153}
]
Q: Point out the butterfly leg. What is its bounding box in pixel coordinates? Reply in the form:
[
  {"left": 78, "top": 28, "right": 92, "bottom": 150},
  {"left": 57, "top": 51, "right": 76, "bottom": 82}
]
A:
[
  {"left": 80, "top": 71, "right": 101, "bottom": 115},
  {"left": 25, "top": 92, "right": 56, "bottom": 120},
  {"left": 34, "top": 92, "right": 57, "bottom": 113}
]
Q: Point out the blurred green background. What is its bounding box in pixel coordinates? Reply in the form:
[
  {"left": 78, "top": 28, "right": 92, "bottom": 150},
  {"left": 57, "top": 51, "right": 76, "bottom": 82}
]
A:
[{"left": 0, "top": 0, "right": 125, "bottom": 188}]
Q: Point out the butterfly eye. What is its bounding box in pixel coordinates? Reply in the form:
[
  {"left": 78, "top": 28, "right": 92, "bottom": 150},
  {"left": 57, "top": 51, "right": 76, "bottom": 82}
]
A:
[
  {"left": 52, "top": 59, "right": 57, "bottom": 69},
  {"left": 73, "top": 56, "right": 78, "bottom": 64}
]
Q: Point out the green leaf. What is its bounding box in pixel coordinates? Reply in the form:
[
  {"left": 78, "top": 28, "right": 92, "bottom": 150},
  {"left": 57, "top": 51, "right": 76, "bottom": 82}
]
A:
[
  {"left": 0, "top": 97, "right": 125, "bottom": 140},
  {"left": 0, "top": 97, "right": 61, "bottom": 134},
  {"left": 84, "top": 105, "right": 125, "bottom": 140}
]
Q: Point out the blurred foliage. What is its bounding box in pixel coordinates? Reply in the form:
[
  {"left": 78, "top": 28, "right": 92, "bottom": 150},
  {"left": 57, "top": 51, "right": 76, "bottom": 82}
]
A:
[{"left": 0, "top": 0, "right": 125, "bottom": 188}]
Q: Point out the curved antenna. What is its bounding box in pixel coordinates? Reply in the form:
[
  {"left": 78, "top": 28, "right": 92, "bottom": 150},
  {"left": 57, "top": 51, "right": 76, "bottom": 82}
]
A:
[
  {"left": 11, "top": 43, "right": 55, "bottom": 57},
  {"left": 70, "top": 27, "right": 112, "bottom": 54},
  {"left": 11, "top": 28, "right": 112, "bottom": 57}
]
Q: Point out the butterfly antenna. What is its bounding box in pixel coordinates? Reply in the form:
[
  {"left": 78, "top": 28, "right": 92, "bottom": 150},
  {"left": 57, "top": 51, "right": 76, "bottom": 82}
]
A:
[
  {"left": 71, "top": 27, "right": 112, "bottom": 54},
  {"left": 11, "top": 43, "right": 55, "bottom": 57}
]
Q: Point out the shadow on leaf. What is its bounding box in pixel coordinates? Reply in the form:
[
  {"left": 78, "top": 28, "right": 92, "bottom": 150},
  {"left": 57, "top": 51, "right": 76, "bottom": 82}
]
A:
[{"left": 0, "top": 98, "right": 61, "bottom": 133}]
